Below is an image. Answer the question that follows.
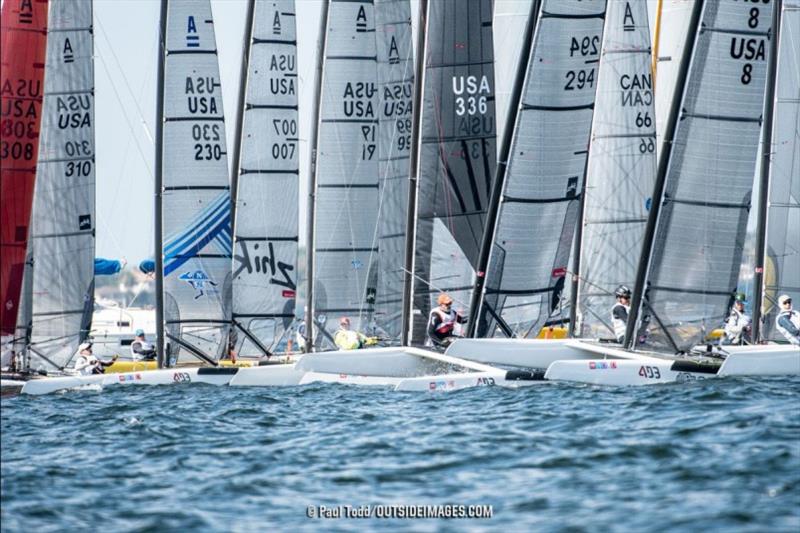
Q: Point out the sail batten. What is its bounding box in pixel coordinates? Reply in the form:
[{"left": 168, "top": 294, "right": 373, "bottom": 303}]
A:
[
  {"left": 231, "top": 0, "right": 299, "bottom": 356},
  {"left": 476, "top": 0, "right": 607, "bottom": 339},
  {"left": 762, "top": 1, "right": 799, "bottom": 341},
  {"left": 634, "top": 1, "right": 776, "bottom": 352},
  {"left": 0, "top": 0, "right": 48, "bottom": 342},
  {"left": 310, "top": 0, "right": 381, "bottom": 350},
  {"left": 160, "top": 0, "right": 231, "bottom": 361},
  {"left": 408, "top": 0, "right": 498, "bottom": 344}
]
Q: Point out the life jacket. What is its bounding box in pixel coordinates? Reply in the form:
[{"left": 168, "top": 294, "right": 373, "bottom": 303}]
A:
[
  {"left": 74, "top": 353, "right": 100, "bottom": 375},
  {"left": 429, "top": 307, "right": 458, "bottom": 337},
  {"left": 131, "top": 339, "right": 154, "bottom": 358},
  {"left": 334, "top": 329, "right": 364, "bottom": 351},
  {"left": 723, "top": 307, "right": 751, "bottom": 343},
  {"left": 776, "top": 309, "right": 800, "bottom": 345},
  {"left": 611, "top": 302, "right": 630, "bottom": 341}
]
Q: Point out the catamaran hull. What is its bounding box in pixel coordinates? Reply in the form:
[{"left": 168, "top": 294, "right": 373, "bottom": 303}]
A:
[
  {"left": 445, "top": 338, "right": 600, "bottom": 368},
  {"left": 718, "top": 345, "right": 800, "bottom": 376},
  {"left": 19, "top": 367, "right": 240, "bottom": 395},
  {"left": 544, "top": 357, "right": 716, "bottom": 386}
]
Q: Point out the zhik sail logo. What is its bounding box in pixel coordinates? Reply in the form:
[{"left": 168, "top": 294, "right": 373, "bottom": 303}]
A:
[{"left": 179, "top": 270, "right": 218, "bottom": 299}]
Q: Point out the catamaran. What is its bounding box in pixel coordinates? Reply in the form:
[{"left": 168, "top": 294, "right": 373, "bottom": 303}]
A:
[{"left": 448, "top": 0, "right": 798, "bottom": 384}]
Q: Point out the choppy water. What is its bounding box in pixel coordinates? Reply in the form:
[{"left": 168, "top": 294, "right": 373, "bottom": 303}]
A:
[{"left": 2, "top": 378, "right": 799, "bottom": 532}]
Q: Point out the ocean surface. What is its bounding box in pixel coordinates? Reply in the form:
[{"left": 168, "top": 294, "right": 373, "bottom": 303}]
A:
[{"left": 2, "top": 378, "right": 799, "bottom": 532}]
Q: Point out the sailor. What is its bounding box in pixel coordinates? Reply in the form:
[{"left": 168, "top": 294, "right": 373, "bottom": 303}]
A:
[
  {"left": 294, "top": 320, "right": 307, "bottom": 352},
  {"left": 427, "top": 293, "right": 467, "bottom": 349},
  {"left": 74, "top": 342, "right": 117, "bottom": 375},
  {"left": 334, "top": 317, "right": 371, "bottom": 350},
  {"left": 720, "top": 293, "right": 752, "bottom": 345},
  {"left": 776, "top": 294, "right": 800, "bottom": 345},
  {"left": 130, "top": 329, "right": 157, "bottom": 361},
  {"left": 611, "top": 285, "right": 632, "bottom": 343}
]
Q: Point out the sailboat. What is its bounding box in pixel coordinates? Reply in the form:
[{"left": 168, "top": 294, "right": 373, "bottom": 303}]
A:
[
  {"left": 543, "top": 0, "right": 800, "bottom": 385},
  {"left": 0, "top": 0, "right": 49, "bottom": 372},
  {"left": 21, "top": 0, "right": 97, "bottom": 376},
  {"left": 230, "top": 0, "right": 529, "bottom": 391},
  {"left": 230, "top": 0, "right": 301, "bottom": 358}
]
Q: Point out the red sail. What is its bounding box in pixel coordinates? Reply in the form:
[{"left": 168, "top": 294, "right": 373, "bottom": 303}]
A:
[{"left": 0, "top": 0, "right": 48, "bottom": 335}]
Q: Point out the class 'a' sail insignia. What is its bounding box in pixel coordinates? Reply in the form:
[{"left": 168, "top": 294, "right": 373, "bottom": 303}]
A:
[
  {"left": 186, "top": 15, "right": 200, "bottom": 47},
  {"left": 63, "top": 38, "right": 74, "bottom": 63},
  {"left": 273, "top": 10, "right": 281, "bottom": 35},
  {"left": 356, "top": 5, "right": 368, "bottom": 32},
  {"left": 18, "top": 0, "right": 33, "bottom": 24}
]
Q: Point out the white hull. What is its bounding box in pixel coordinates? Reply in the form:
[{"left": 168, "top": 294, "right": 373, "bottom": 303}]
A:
[
  {"left": 718, "top": 345, "right": 800, "bottom": 376},
  {"left": 449, "top": 338, "right": 799, "bottom": 386}
]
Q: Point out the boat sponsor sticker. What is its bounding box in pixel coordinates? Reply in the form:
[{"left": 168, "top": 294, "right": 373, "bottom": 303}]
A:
[
  {"left": 118, "top": 373, "right": 142, "bottom": 383},
  {"left": 588, "top": 361, "right": 617, "bottom": 370},
  {"left": 428, "top": 380, "right": 456, "bottom": 391}
]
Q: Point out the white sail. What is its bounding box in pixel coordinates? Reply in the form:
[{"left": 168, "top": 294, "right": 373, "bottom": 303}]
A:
[
  {"left": 27, "top": 0, "right": 95, "bottom": 371},
  {"left": 638, "top": 1, "right": 775, "bottom": 352},
  {"left": 577, "top": 0, "right": 656, "bottom": 338},
  {"left": 477, "top": 0, "right": 606, "bottom": 338},
  {"left": 161, "top": 0, "right": 231, "bottom": 361},
  {"left": 373, "top": 0, "right": 413, "bottom": 343},
  {"left": 409, "top": 0, "right": 498, "bottom": 343},
  {"left": 232, "top": 0, "right": 299, "bottom": 356},
  {"left": 651, "top": 0, "right": 693, "bottom": 159},
  {"left": 763, "top": 1, "right": 800, "bottom": 341},
  {"left": 311, "top": 0, "right": 380, "bottom": 349}
]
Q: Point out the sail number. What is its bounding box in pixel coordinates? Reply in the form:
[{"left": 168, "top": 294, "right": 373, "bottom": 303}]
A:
[
  {"left": 271, "top": 119, "right": 297, "bottom": 160},
  {"left": 192, "top": 123, "right": 223, "bottom": 161},
  {"left": 65, "top": 160, "right": 92, "bottom": 177},
  {"left": 732, "top": 1, "right": 769, "bottom": 86},
  {"left": 1, "top": 118, "right": 36, "bottom": 139},
  {"left": 564, "top": 69, "right": 596, "bottom": 91},
  {"left": 569, "top": 36, "right": 599, "bottom": 57},
  {"left": 638, "top": 365, "right": 661, "bottom": 379},
  {"left": 0, "top": 141, "right": 34, "bottom": 160},
  {"left": 396, "top": 118, "right": 412, "bottom": 152}
]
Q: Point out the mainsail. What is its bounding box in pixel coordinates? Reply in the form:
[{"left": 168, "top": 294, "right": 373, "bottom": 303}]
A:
[
  {"left": 0, "top": 0, "right": 48, "bottom": 339},
  {"left": 160, "top": 0, "right": 231, "bottom": 361},
  {"left": 762, "top": 0, "right": 799, "bottom": 341},
  {"left": 576, "top": 0, "right": 655, "bottom": 339},
  {"left": 310, "top": 0, "right": 379, "bottom": 349},
  {"left": 409, "top": 0, "right": 497, "bottom": 344},
  {"left": 476, "top": 0, "right": 606, "bottom": 338},
  {"left": 232, "top": 0, "right": 299, "bottom": 356},
  {"left": 26, "top": 0, "right": 96, "bottom": 371},
  {"left": 634, "top": 1, "right": 775, "bottom": 352},
  {"left": 373, "top": 0, "right": 413, "bottom": 343}
]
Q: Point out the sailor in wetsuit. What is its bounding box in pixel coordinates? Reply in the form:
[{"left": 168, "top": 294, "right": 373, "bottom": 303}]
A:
[
  {"left": 427, "top": 293, "right": 467, "bottom": 350},
  {"left": 776, "top": 294, "right": 800, "bottom": 345},
  {"left": 611, "top": 285, "right": 632, "bottom": 344},
  {"left": 130, "top": 329, "right": 157, "bottom": 361}
]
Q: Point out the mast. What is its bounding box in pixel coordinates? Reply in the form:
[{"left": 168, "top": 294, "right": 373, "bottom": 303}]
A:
[
  {"left": 752, "top": 0, "right": 782, "bottom": 343},
  {"left": 651, "top": 0, "right": 664, "bottom": 84},
  {"left": 466, "top": 0, "right": 541, "bottom": 338},
  {"left": 229, "top": 0, "right": 256, "bottom": 245},
  {"left": 154, "top": 0, "right": 168, "bottom": 368},
  {"left": 623, "top": 0, "right": 704, "bottom": 350},
  {"left": 304, "top": 0, "right": 331, "bottom": 351},
  {"left": 400, "top": 0, "right": 427, "bottom": 346},
  {"left": 567, "top": 147, "right": 590, "bottom": 338}
]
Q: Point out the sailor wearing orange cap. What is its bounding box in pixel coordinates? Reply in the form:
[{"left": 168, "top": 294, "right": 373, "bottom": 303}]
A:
[{"left": 426, "top": 293, "right": 467, "bottom": 349}]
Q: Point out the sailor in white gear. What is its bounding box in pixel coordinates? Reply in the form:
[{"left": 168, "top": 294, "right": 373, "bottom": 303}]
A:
[
  {"left": 720, "top": 293, "right": 752, "bottom": 345},
  {"left": 775, "top": 294, "right": 800, "bottom": 345},
  {"left": 611, "top": 285, "right": 632, "bottom": 343},
  {"left": 74, "top": 342, "right": 117, "bottom": 375},
  {"left": 130, "top": 329, "right": 157, "bottom": 360}
]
